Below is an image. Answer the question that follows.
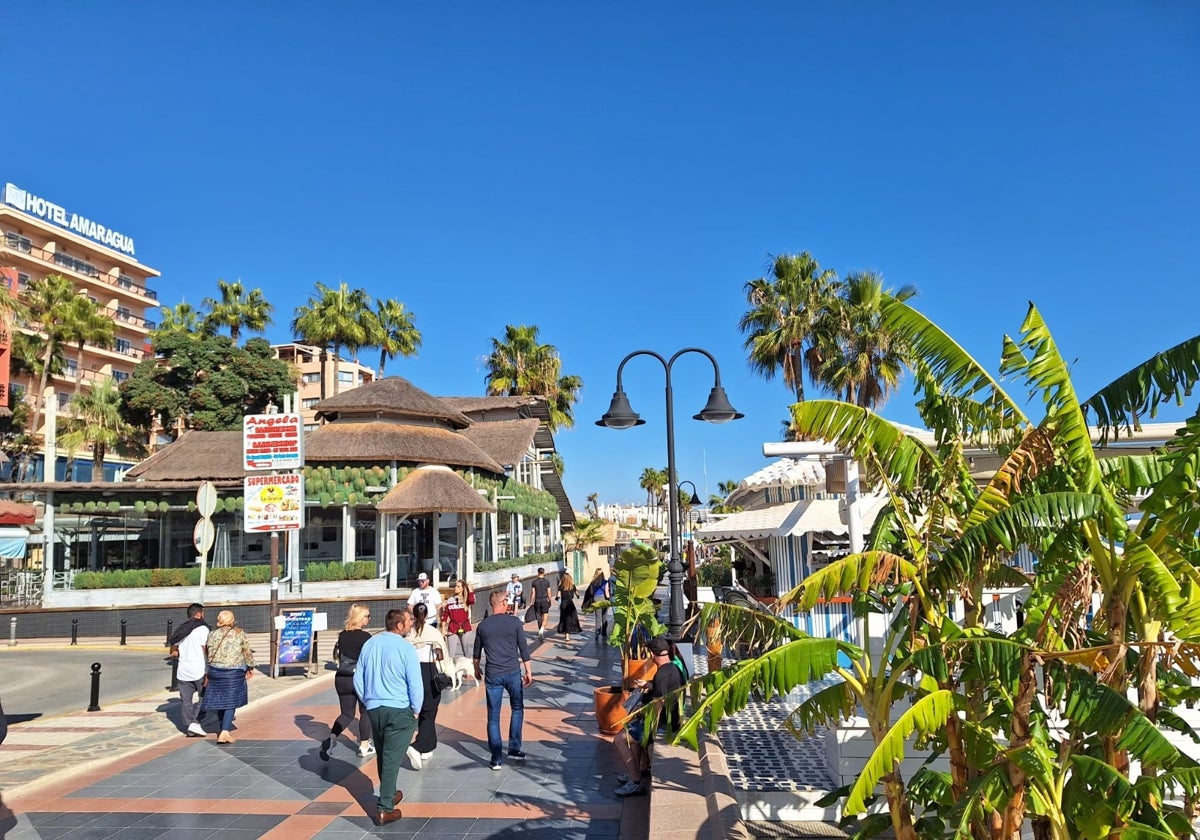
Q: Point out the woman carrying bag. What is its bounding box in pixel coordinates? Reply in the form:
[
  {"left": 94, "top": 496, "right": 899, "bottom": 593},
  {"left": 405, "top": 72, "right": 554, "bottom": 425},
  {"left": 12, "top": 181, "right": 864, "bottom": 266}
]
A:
[
  {"left": 405, "top": 602, "right": 450, "bottom": 770},
  {"left": 321, "top": 603, "right": 375, "bottom": 760},
  {"left": 556, "top": 571, "right": 582, "bottom": 641},
  {"left": 200, "top": 610, "right": 256, "bottom": 744}
]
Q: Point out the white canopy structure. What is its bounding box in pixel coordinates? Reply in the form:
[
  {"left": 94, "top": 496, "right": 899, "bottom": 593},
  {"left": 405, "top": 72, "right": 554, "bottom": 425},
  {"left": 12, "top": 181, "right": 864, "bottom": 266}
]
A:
[{"left": 696, "top": 495, "right": 889, "bottom": 543}]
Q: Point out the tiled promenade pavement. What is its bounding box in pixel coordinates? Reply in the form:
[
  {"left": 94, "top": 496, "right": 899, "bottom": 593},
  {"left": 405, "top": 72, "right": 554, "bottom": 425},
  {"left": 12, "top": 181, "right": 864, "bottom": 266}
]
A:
[{"left": 1, "top": 630, "right": 646, "bottom": 840}]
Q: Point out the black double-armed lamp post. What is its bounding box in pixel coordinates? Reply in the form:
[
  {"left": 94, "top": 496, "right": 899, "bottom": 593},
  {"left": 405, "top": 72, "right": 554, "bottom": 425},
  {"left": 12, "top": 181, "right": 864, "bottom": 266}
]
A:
[{"left": 596, "top": 348, "right": 742, "bottom": 640}]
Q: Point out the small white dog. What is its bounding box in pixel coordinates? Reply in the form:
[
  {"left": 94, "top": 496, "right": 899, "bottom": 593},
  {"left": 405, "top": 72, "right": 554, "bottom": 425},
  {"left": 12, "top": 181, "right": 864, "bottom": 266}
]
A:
[{"left": 449, "top": 655, "right": 477, "bottom": 690}]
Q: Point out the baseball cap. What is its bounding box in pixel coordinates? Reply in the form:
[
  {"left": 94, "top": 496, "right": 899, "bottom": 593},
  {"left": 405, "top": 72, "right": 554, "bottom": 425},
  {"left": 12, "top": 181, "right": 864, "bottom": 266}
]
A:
[
  {"left": 648, "top": 637, "right": 671, "bottom": 655},
  {"left": 511, "top": 573, "right": 519, "bottom": 579},
  {"left": 417, "top": 572, "right": 428, "bottom": 581}
]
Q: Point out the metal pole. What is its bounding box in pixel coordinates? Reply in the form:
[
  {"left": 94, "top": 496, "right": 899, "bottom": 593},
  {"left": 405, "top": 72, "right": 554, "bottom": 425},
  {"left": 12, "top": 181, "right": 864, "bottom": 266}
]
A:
[
  {"left": 119, "top": 619, "right": 127, "bottom": 646},
  {"left": 165, "top": 619, "right": 173, "bottom": 648},
  {"left": 87, "top": 662, "right": 102, "bottom": 711},
  {"left": 663, "top": 364, "right": 685, "bottom": 640},
  {"left": 270, "top": 531, "right": 279, "bottom": 677},
  {"left": 169, "top": 654, "right": 179, "bottom": 691},
  {"left": 71, "top": 618, "right": 79, "bottom": 646},
  {"left": 8, "top": 615, "right": 17, "bottom": 647}
]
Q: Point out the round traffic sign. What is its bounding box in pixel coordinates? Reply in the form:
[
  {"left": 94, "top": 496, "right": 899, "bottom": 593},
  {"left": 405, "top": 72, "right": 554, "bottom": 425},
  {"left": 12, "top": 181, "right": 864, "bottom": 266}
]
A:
[
  {"left": 196, "top": 481, "right": 218, "bottom": 518},
  {"left": 193, "top": 518, "right": 216, "bottom": 555}
]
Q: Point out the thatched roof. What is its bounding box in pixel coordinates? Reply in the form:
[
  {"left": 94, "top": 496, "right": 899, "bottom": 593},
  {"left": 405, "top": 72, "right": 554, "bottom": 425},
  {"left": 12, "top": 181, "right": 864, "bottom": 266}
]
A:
[
  {"left": 441, "top": 395, "right": 549, "bottom": 423},
  {"left": 314, "top": 377, "right": 471, "bottom": 428},
  {"left": 461, "top": 418, "right": 539, "bottom": 468},
  {"left": 125, "top": 431, "right": 248, "bottom": 481},
  {"left": 376, "top": 465, "right": 496, "bottom": 515},
  {"left": 304, "top": 422, "right": 504, "bottom": 474}
]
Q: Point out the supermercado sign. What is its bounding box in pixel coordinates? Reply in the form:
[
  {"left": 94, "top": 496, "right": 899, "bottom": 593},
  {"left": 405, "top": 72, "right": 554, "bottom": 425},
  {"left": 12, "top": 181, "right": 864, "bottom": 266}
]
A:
[
  {"left": 3, "top": 182, "right": 137, "bottom": 257},
  {"left": 244, "top": 473, "right": 304, "bottom": 532}
]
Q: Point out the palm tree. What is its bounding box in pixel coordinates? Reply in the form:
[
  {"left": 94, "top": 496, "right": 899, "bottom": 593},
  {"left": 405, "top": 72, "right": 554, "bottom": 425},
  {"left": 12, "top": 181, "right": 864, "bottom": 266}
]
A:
[
  {"left": 59, "top": 295, "right": 115, "bottom": 480},
  {"left": 372, "top": 297, "right": 421, "bottom": 377},
  {"left": 586, "top": 492, "right": 600, "bottom": 518},
  {"left": 739, "top": 251, "right": 839, "bottom": 404},
  {"left": 59, "top": 378, "right": 144, "bottom": 476},
  {"left": 23, "top": 274, "right": 80, "bottom": 445},
  {"left": 565, "top": 517, "right": 606, "bottom": 554},
  {"left": 291, "top": 282, "right": 373, "bottom": 397},
  {"left": 202, "top": 279, "right": 274, "bottom": 344},
  {"left": 638, "top": 466, "right": 668, "bottom": 526},
  {"left": 813, "top": 271, "right": 916, "bottom": 409},
  {"left": 483, "top": 324, "right": 582, "bottom": 431},
  {"left": 154, "top": 302, "right": 203, "bottom": 341}
]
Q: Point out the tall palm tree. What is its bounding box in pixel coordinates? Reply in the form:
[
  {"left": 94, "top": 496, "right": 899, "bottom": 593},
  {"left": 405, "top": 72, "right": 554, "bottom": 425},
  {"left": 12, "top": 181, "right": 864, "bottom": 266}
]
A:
[
  {"left": 372, "top": 297, "right": 421, "bottom": 377},
  {"left": 61, "top": 294, "right": 115, "bottom": 406},
  {"left": 586, "top": 492, "right": 600, "bottom": 518},
  {"left": 23, "top": 274, "right": 81, "bottom": 444},
  {"left": 59, "top": 378, "right": 144, "bottom": 476},
  {"left": 483, "top": 324, "right": 582, "bottom": 431},
  {"left": 291, "top": 282, "right": 373, "bottom": 397},
  {"left": 739, "top": 251, "right": 839, "bottom": 404},
  {"left": 154, "top": 302, "right": 203, "bottom": 341},
  {"left": 813, "top": 271, "right": 916, "bottom": 409},
  {"left": 638, "top": 466, "right": 668, "bottom": 511},
  {"left": 202, "top": 279, "right": 274, "bottom": 344}
]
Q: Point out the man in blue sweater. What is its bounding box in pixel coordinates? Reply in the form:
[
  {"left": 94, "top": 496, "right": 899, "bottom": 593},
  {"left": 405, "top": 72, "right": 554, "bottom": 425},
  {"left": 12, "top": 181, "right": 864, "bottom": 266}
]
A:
[
  {"left": 354, "top": 607, "right": 423, "bottom": 825},
  {"left": 474, "top": 589, "right": 533, "bottom": 770}
]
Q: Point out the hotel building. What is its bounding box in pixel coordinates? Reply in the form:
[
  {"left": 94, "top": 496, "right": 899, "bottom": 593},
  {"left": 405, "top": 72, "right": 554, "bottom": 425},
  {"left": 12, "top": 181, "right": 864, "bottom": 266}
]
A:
[
  {"left": 0, "top": 181, "right": 159, "bottom": 480},
  {"left": 271, "top": 342, "right": 376, "bottom": 430}
]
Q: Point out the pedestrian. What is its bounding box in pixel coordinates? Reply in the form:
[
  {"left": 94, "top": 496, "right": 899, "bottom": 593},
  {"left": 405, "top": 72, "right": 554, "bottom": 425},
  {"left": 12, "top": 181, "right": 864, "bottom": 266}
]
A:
[
  {"left": 320, "top": 603, "right": 375, "bottom": 761},
  {"left": 505, "top": 573, "right": 523, "bottom": 614},
  {"left": 440, "top": 579, "right": 475, "bottom": 658},
  {"left": 406, "top": 572, "right": 442, "bottom": 629},
  {"left": 612, "top": 636, "right": 686, "bottom": 797},
  {"left": 406, "top": 602, "right": 449, "bottom": 770},
  {"left": 556, "top": 571, "right": 582, "bottom": 641},
  {"left": 199, "top": 610, "right": 255, "bottom": 745},
  {"left": 354, "top": 607, "right": 423, "bottom": 826},
  {"left": 473, "top": 589, "right": 533, "bottom": 770},
  {"left": 530, "top": 567, "right": 553, "bottom": 639},
  {"left": 169, "top": 602, "right": 211, "bottom": 737},
  {"left": 586, "top": 569, "right": 614, "bottom": 639}
]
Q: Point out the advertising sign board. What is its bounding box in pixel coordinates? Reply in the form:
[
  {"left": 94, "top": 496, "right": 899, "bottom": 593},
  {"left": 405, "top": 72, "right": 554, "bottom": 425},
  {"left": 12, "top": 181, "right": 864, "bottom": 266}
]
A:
[
  {"left": 243, "top": 473, "right": 304, "bottom": 532},
  {"left": 274, "top": 608, "right": 315, "bottom": 674},
  {"left": 243, "top": 413, "right": 303, "bottom": 470}
]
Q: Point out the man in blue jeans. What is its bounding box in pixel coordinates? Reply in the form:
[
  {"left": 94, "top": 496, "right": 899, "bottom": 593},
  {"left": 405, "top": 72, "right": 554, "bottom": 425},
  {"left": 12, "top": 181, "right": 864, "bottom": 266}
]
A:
[{"left": 473, "top": 589, "right": 533, "bottom": 770}]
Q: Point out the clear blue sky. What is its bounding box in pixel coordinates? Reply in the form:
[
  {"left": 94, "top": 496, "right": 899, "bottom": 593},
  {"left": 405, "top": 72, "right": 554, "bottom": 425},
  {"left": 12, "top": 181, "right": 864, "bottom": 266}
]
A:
[{"left": 6, "top": 3, "right": 1198, "bottom": 508}]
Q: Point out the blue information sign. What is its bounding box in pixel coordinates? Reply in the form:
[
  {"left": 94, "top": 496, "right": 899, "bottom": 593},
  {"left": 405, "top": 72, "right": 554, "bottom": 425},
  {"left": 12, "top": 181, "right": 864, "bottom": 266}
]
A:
[{"left": 277, "top": 608, "right": 314, "bottom": 666}]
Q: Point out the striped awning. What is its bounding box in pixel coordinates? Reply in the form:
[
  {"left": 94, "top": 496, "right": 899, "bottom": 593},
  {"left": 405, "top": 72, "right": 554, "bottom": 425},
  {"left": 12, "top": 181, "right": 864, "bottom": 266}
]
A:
[{"left": 696, "top": 495, "right": 888, "bottom": 542}]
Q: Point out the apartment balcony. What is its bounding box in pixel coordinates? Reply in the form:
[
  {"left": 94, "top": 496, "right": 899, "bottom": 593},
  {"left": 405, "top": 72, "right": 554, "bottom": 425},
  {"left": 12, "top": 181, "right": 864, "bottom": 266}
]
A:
[{"left": 1, "top": 235, "right": 158, "bottom": 302}]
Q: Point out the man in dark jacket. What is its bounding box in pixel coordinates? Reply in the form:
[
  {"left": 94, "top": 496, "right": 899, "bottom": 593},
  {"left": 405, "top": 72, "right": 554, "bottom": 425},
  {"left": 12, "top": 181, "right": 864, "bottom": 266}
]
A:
[
  {"left": 613, "top": 636, "right": 685, "bottom": 797},
  {"left": 473, "top": 589, "right": 533, "bottom": 770}
]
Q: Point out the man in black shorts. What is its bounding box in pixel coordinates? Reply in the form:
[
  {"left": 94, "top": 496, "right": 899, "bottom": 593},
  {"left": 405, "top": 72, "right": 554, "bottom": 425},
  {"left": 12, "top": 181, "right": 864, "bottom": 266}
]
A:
[{"left": 529, "top": 567, "right": 553, "bottom": 639}]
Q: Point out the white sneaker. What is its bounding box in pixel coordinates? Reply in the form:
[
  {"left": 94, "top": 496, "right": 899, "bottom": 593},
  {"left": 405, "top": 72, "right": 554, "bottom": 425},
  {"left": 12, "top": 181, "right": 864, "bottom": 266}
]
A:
[
  {"left": 186, "top": 722, "right": 206, "bottom": 738},
  {"left": 359, "top": 741, "right": 376, "bottom": 758},
  {"left": 421, "top": 751, "right": 433, "bottom": 760},
  {"left": 407, "top": 745, "right": 423, "bottom": 770}
]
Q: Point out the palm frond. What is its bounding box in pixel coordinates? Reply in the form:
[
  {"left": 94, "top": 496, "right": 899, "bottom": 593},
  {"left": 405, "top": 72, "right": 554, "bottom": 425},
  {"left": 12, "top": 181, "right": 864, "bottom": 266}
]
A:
[
  {"left": 1082, "top": 333, "right": 1200, "bottom": 443},
  {"left": 844, "top": 690, "right": 959, "bottom": 814},
  {"left": 779, "top": 551, "right": 917, "bottom": 612},
  {"left": 1063, "top": 672, "right": 1198, "bottom": 769},
  {"left": 782, "top": 679, "right": 857, "bottom": 737},
  {"left": 790, "top": 400, "right": 935, "bottom": 491}
]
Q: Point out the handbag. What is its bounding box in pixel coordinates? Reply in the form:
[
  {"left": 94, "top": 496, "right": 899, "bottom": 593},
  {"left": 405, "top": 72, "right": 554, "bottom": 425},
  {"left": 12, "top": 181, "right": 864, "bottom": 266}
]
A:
[
  {"left": 622, "top": 687, "right": 644, "bottom": 713},
  {"left": 432, "top": 671, "right": 454, "bottom": 691}
]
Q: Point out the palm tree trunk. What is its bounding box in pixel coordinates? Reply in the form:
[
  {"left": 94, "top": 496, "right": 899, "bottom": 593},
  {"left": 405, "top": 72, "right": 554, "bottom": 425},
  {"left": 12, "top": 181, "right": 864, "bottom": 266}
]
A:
[{"left": 999, "top": 651, "right": 1037, "bottom": 840}]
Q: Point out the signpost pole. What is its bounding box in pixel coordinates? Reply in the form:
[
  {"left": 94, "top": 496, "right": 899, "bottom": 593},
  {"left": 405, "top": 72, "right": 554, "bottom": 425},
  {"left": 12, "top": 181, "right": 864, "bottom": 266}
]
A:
[{"left": 270, "top": 532, "right": 279, "bottom": 676}]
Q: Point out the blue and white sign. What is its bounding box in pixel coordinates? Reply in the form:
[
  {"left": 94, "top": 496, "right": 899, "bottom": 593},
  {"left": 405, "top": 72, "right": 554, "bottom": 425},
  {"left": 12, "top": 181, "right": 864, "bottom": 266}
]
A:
[{"left": 3, "top": 182, "right": 136, "bottom": 257}]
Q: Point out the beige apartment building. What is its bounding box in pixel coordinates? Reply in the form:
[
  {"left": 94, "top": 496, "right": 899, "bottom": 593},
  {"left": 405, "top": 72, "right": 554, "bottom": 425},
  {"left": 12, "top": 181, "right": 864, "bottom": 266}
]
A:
[
  {"left": 271, "top": 342, "right": 375, "bottom": 430},
  {"left": 0, "top": 181, "right": 159, "bottom": 480}
]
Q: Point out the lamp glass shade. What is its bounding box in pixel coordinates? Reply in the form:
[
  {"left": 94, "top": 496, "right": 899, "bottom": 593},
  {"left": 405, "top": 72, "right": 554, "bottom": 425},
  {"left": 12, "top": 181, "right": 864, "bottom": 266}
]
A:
[
  {"left": 596, "top": 390, "right": 644, "bottom": 429},
  {"left": 693, "top": 386, "right": 744, "bottom": 424}
]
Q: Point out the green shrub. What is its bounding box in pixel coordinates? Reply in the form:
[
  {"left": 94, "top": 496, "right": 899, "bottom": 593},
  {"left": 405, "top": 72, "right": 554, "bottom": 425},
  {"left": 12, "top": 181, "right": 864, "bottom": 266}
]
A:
[
  {"left": 150, "top": 568, "right": 190, "bottom": 587},
  {"left": 345, "top": 560, "right": 377, "bottom": 580},
  {"left": 84, "top": 501, "right": 97, "bottom": 512},
  {"left": 133, "top": 500, "right": 146, "bottom": 514}
]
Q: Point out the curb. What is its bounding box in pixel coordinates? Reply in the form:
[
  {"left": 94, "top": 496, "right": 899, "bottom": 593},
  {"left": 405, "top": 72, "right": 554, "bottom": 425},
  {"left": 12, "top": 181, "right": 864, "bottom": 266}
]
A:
[{"left": 1, "top": 670, "right": 333, "bottom": 800}]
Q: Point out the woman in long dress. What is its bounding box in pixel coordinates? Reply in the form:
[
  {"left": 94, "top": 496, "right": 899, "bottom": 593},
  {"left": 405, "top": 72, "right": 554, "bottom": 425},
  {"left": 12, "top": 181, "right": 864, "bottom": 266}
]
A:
[
  {"left": 200, "top": 610, "right": 255, "bottom": 744},
  {"left": 556, "top": 571, "right": 582, "bottom": 641},
  {"left": 321, "top": 603, "right": 374, "bottom": 760},
  {"left": 406, "top": 602, "right": 449, "bottom": 770}
]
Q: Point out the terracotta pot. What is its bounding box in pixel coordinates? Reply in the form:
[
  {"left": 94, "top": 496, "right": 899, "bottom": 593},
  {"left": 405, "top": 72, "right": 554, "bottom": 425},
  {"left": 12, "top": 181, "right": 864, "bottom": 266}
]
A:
[
  {"left": 594, "top": 685, "right": 630, "bottom": 734},
  {"left": 622, "top": 657, "right": 658, "bottom": 689}
]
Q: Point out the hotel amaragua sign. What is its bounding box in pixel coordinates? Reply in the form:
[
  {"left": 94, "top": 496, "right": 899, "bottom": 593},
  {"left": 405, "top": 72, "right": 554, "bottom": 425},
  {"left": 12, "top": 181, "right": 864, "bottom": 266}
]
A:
[{"left": 3, "top": 181, "right": 136, "bottom": 257}]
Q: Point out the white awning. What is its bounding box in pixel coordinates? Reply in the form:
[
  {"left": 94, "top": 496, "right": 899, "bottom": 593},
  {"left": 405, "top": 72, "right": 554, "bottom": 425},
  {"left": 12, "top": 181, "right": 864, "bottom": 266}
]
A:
[{"left": 696, "top": 495, "right": 888, "bottom": 542}]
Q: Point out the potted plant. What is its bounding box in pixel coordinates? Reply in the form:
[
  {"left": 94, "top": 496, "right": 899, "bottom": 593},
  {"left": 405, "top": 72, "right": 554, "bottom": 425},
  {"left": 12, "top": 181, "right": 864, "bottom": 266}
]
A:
[{"left": 591, "top": 542, "right": 666, "bottom": 733}]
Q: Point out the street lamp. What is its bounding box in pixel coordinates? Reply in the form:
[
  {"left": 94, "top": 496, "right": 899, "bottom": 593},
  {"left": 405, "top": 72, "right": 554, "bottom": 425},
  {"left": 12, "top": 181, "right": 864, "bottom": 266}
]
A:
[
  {"left": 597, "top": 348, "right": 742, "bottom": 639},
  {"left": 676, "top": 480, "right": 702, "bottom": 541}
]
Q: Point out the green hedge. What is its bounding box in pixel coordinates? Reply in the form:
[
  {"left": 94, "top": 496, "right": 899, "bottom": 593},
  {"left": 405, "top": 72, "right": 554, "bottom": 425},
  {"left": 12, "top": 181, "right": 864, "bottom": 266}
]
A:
[
  {"left": 302, "top": 560, "right": 378, "bottom": 582},
  {"left": 74, "top": 564, "right": 274, "bottom": 590},
  {"left": 476, "top": 552, "right": 560, "bottom": 574}
]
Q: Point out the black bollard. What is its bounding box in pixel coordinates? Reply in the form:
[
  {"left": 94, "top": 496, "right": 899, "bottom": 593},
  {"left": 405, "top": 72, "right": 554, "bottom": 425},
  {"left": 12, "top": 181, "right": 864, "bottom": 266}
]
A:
[
  {"left": 70, "top": 618, "right": 79, "bottom": 646},
  {"left": 120, "top": 619, "right": 127, "bottom": 646},
  {"left": 169, "top": 654, "right": 179, "bottom": 691},
  {"left": 165, "top": 620, "right": 173, "bottom": 648},
  {"left": 87, "top": 662, "right": 102, "bottom": 711}
]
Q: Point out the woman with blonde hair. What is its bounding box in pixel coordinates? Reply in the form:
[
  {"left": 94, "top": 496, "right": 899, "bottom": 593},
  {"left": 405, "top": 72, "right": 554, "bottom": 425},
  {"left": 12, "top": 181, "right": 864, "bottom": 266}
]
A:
[
  {"left": 405, "top": 602, "right": 450, "bottom": 770},
  {"left": 321, "top": 603, "right": 375, "bottom": 760},
  {"left": 200, "top": 609, "right": 255, "bottom": 744},
  {"left": 556, "top": 571, "right": 582, "bottom": 641},
  {"left": 440, "top": 578, "right": 475, "bottom": 658}
]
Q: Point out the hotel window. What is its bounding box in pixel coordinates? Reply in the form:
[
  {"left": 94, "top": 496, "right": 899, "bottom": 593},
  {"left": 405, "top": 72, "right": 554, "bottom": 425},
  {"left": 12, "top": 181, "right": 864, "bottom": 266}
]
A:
[
  {"left": 302, "top": 398, "right": 319, "bottom": 409},
  {"left": 112, "top": 370, "right": 129, "bottom": 384},
  {"left": 66, "top": 360, "right": 78, "bottom": 377},
  {"left": 57, "top": 393, "right": 72, "bottom": 409},
  {"left": 302, "top": 372, "right": 321, "bottom": 384},
  {"left": 4, "top": 231, "right": 32, "bottom": 253},
  {"left": 117, "top": 274, "right": 135, "bottom": 289},
  {"left": 115, "top": 338, "right": 132, "bottom": 355},
  {"left": 53, "top": 252, "right": 100, "bottom": 278},
  {"left": 116, "top": 307, "right": 131, "bottom": 322},
  {"left": 16, "top": 272, "right": 30, "bottom": 291},
  {"left": 337, "top": 371, "right": 354, "bottom": 383}
]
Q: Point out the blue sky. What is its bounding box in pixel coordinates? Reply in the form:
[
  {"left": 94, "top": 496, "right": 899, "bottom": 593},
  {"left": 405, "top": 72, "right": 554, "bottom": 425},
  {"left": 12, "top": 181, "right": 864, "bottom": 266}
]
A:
[{"left": 5, "top": 3, "right": 1198, "bottom": 508}]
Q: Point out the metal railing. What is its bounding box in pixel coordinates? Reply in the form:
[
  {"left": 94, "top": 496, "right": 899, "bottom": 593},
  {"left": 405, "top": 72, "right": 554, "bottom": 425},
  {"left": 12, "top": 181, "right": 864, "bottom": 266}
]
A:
[{"left": 2, "top": 236, "right": 158, "bottom": 301}]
